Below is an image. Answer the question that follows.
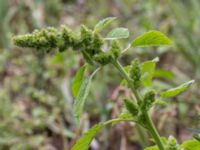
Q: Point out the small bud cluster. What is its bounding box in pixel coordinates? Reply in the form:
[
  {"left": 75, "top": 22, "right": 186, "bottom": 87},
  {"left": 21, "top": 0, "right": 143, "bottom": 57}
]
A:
[
  {"left": 59, "top": 25, "right": 77, "bottom": 52},
  {"left": 140, "top": 90, "right": 156, "bottom": 111},
  {"left": 13, "top": 25, "right": 121, "bottom": 65},
  {"left": 129, "top": 59, "right": 141, "bottom": 89},
  {"left": 79, "top": 25, "right": 103, "bottom": 64},
  {"left": 165, "top": 136, "right": 181, "bottom": 150},
  {"left": 124, "top": 61, "right": 155, "bottom": 123},
  {"left": 94, "top": 41, "right": 121, "bottom": 65},
  {"left": 123, "top": 99, "right": 138, "bottom": 116},
  {"left": 13, "top": 27, "right": 60, "bottom": 51},
  {"left": 124, "top": 90, "right": 156, "bottom": 126}
]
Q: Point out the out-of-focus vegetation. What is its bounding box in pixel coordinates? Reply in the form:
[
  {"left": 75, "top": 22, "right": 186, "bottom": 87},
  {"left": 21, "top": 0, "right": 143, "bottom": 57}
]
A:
[{"left": 0, "top": 0, "right": 200, "bottom": 149}]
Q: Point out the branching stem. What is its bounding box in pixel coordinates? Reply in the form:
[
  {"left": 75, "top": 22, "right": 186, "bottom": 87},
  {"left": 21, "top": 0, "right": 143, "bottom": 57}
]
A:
[
  {"left": 112, "top": 60, "right": 141, "bottom": 103},
  {"left": 104, "top": 118, "right": 135, "bottom": 126},
  {"left": 112, "top": 60, "right": 165, "bottom": 150},
  {"left": 144, "top": 113, "right": 165, "bottom": 150}
]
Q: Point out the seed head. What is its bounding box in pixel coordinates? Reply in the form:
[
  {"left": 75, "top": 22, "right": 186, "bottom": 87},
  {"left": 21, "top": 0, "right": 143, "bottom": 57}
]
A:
[
  {"left": 80, "top": 25, "right": 93, "bottom": 47},
  {"left": 129, "top": 59, "right": 141, "bottom": 89},
  {"left": 123, "top": 99, "right": 139, "bottom": 116},
  {"left": 13, "top": 27, "right": 59, "bottom": 52},
  {"left": 60, "top": 25, "right": 78, "bottom": 51},
  {"left": 140, "top": 90, "right": 156, "bottom": 111},
  {"left": 93, "top": 52, "right": 112, "bottom": 65},
  {"left": 109, "top": 40, "right": 121, "bottom": 59}
]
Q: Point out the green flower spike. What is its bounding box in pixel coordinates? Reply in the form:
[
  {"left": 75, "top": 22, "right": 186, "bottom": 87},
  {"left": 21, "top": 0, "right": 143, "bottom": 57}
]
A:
[
  {"left": 93, "top": 40, "right": 121, "bottom": 65},
  {"left": 141, "top": 90, "right": 156, "bottom": 111},
  {"left": 123, "top": 99, "right": 139, "bottom": 116},
  {"left": 13, "top": 27, "right": 59, "bottom": 51},
  {"left": 59, "top": 25, "right": 77, "bottom": 52},
  {"left": 109, "top": 40, "right": 121, "bottom": 59},
  {"left": 129, "top": 59, "right": 141, "bottom": 89},
  {"left": 80, "top": 25, "right": 93, "bottom": 48}
]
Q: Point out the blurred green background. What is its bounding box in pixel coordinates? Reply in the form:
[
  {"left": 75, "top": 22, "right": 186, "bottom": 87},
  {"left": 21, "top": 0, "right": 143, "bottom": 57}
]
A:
[{"left": 0, "top": 0, "right": 200, "bottom": 149}]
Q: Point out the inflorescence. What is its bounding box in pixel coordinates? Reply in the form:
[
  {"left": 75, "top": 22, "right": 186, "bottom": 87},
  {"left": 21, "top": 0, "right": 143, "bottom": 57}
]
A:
[
  {"left": 13, "top": 19, "right": 191, "bottom": 150},
  {"left": 13, "top": 24, "right": 156, "bottom": 127},
  {"left": 13, "top": 25, "right": 121, "bottom": 65}
]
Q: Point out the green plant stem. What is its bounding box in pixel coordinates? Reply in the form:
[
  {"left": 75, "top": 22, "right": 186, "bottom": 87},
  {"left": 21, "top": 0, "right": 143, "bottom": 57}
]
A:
[
  {"left": 104, "top": 118, "right": 135, "bottom": 126},
  {"left": 112, "top": 60, "right": 141, "bottom": 102},
  {"left": 144, "top": 113, "right": 165, "bottom": 150},
  {"left": 136, "top": 125, "right": 149, "bottom": 148},
  {"left": 112, "top": 60, "right": 165, "bottom": 150}
]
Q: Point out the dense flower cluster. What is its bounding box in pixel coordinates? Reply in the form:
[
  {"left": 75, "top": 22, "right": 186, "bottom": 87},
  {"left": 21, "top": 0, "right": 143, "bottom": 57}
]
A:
[
  {"left": 13, "top": 18, "right": 195, "bottom": 150},
  {"left": 165, "top": 136, "right": 181, "bottom": 150},
  {"left": 124, "top": 60, "right": 156, "bottom": 125},
  {"left": 124, "top": 90, "right": 156, "bottom": 125},
  {"left": 123, "top": 99, "right": 138, "bottom": 116},
  {"left": 94, "top": 41, "right": 121, "bottom": 65},
  {"left": 140, "top": 90, "right": 156, "bottom": 111},
  {"left": 129, "top": 59, "right": 141, "bottom": 89},
  {"left": 13, "top": 24, "right": 157, "bottom": 125},
  {"left": 13, "top": 25, "right": 121, "bottom": 65},
  {"left": 13, "top": 27, "right": 61, "bottom": 51}
]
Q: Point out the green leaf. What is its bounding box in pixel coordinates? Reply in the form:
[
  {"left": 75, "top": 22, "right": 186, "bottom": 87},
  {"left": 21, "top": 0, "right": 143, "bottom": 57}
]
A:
[
  {"left": 105, "top": 27, "right": 129, "bottom": 40},
  {"left": 72, "top": 123, "right": 105, "bottom": 150},
  {"left": 141, "top": 58, "right": 158, "bottom": 86},
  {"left": 94, "top": 17, "right": 116, "bottom": 33},
  {"left": 181, "top": 140, "right": 200, "bottom": 150},
  {"left": 160, "top": 80, "right": 194, "bottom": 98},
  {"left": 154, "top": 69, "right": 174, "bottom": 80},
  {"left": 144, "top": 146, "right": 159, "bottom": 150},
  {"left": 72, "top": 113, "right": 134, "bottom": 150},
  {"left": 132, "top": 30, "right": 171, "bottom": 47},
  {"left": 73, "top": 68, "right": 99, "bottom": 121},
  {"left": 72, "top": 65, "right": 87, "bottom": 97}
]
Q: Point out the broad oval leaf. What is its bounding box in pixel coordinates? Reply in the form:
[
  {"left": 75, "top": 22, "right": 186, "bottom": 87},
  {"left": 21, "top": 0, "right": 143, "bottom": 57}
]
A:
[
  {"left": 105, "top": 27, "right": 129, "bottom": 40},
  {"left": 141, "top": 58, "right": 159, "bottom": 86},
  {"left": 181, "top": 140, "right": 200, "bottom": 150},
  {"left": 132, "top": 30, "right": 171, "bottom": 47},
  {"left": 72, "top": 65, "right": 87, "bottom": 97},
  {"left": 94, "top": 17, "right": 116, "bottom": 33},
  {"left": 73, "top": 68, "right": 99, "bottom": 122},
  {"left": 72, "top": 123, "right": 105, "bottom": 150},
  {"left": 160, "top": 80, "right": 194, "bottom": 98}
]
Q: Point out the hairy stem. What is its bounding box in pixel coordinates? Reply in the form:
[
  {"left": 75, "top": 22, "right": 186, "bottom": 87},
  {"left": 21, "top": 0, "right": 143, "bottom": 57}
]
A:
[
  {"left": 112, "top": 60, "right": 165, "bottom": 150},
  {"left": 144, "top": 113, "right": 165, "bottom": 150}
]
